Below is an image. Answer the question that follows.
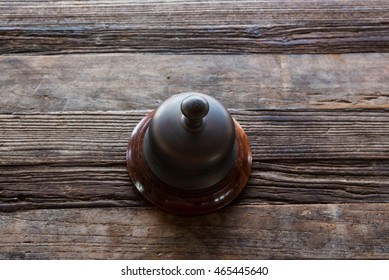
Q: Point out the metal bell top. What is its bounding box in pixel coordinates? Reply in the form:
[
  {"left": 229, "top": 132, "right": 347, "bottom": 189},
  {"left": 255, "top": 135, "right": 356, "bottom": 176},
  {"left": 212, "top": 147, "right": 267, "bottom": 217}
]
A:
[{"left": 143, "top": 92, "right": 237, "bottom": 190}]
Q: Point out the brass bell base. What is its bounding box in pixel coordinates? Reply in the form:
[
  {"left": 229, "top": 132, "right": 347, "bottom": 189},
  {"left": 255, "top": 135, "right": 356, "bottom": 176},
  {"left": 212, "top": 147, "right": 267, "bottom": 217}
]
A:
[{"left": 126, "top": 110, "right": 252, "bottom": 216}]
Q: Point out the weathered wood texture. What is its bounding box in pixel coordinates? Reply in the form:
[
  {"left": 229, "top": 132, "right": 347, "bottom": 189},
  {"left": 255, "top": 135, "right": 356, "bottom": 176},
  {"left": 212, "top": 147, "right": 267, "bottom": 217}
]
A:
[
  {"left": 1, "top": 0, "right": 389, "bottom": 260},
  {"left": 0, "top": 204, "right": 388, "bottom": 259},
  {"left": 1, "top": 53, "right": 388, "bottom": 113},
  {"left": 1, "top": 110, "right": 389, "bottom": 212},
  {"left": 1, "top": 0, "right": 389, "bottom": 54}
]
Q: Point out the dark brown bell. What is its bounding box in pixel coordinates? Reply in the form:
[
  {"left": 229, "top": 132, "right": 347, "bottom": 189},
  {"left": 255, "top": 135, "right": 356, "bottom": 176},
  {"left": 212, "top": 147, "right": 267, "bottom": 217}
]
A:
[
  {"left": 144, "top": 93, "right": 236, "bottom": 190},
  {"left": 126, "top": 92, "right": 252, "bottom": 215}
]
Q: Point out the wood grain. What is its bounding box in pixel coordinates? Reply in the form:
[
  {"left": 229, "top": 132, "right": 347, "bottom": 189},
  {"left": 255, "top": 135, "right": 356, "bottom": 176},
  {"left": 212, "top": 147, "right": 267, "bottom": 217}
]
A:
[
  {"left": 1, "top": 0, "right": 388, "bottom": 54},
  {"left": 1, "top": 53, "right": 388, "bottom": 113},
  {"left": 0, "top": 204, "right": 388, "bottom": 259},
  {"left": 1, "top": 0, "right": 389, "bottom": 262},
  {"left": 1, "top": 111, "right": 388, "bottom": 212}
]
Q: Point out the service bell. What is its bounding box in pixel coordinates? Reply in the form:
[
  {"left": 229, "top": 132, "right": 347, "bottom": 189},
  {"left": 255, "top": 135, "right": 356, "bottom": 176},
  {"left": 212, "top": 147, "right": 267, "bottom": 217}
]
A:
[{"left": 126, "top": 92, "right": 251, "bottom": 215}]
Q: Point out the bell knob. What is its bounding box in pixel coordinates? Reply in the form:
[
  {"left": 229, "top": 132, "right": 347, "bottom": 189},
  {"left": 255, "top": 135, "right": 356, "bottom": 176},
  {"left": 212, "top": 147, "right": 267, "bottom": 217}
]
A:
[{"left": 181, "top": 95, "right": 209, "bottom": 128}]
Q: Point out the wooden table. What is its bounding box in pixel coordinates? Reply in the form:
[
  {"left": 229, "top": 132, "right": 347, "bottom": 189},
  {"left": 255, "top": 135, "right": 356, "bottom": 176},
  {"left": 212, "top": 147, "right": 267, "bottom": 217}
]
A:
[{"left": 1, "top": 0, "right": 388, "bottom": 259}]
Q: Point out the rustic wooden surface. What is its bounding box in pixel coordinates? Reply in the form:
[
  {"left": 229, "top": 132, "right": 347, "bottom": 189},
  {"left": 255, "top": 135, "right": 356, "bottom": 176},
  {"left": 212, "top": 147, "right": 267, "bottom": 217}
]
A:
[
  {"left": 1, "top": 204, "right": 389, "bottom": 259},
  {"left": 1, "top": 53, "right": 389, "bottom": 112},
  {"left": 0, "top": 0, "right": 389, "bottom": 259},
  {"left": 1, "top": 0, "right": 389, "bottom": 54},
  {"left": 1, "top": 109, "right": 389, "bottom": 212}
]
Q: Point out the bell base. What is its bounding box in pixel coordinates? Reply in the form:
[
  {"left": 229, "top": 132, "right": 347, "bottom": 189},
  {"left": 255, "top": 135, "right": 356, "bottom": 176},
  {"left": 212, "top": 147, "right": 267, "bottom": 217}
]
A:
[{"left": 126, "top": 110, "right": 252, "bottom": 216}]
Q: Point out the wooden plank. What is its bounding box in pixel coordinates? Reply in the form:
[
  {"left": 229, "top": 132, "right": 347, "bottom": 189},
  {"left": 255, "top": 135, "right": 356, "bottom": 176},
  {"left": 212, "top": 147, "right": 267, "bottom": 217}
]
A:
[
  {"left": 1, "top": 53, "right": 388, "bottom": 113},
  {"left": 0, "top": 204, "right": 388, "bottom": 259},
  {"left": 1, "top": 0, "right": 388, "bottom": 54},
  {"left": 1, "top": 111, "right": 389, "bottom": 211}
]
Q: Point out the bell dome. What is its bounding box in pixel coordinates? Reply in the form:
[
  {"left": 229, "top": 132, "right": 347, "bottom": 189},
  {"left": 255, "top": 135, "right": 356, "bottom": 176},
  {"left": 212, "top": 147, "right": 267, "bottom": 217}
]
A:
[{"left": 143, "top": 92, "right": 237, "bottom": 190}]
